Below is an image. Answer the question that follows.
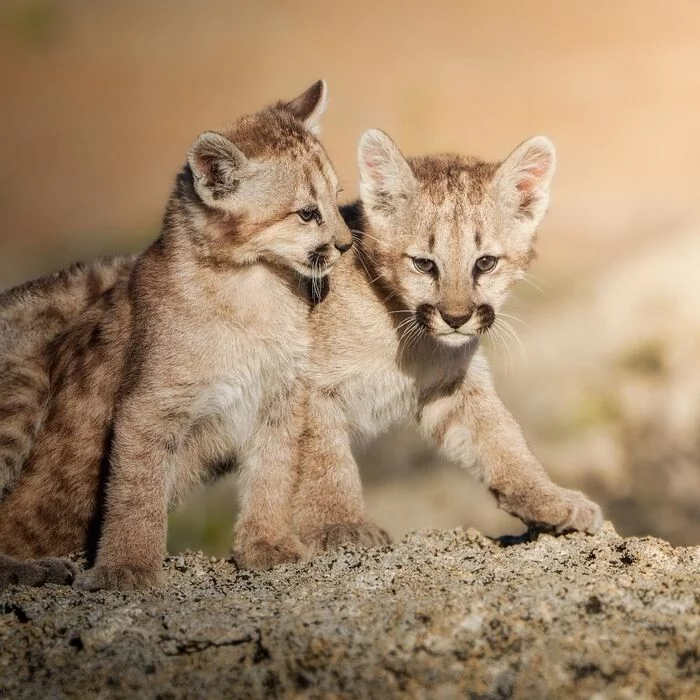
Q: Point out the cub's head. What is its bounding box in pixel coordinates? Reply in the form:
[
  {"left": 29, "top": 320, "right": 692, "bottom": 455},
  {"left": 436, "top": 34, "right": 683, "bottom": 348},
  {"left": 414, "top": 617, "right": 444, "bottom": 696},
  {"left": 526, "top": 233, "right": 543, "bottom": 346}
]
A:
[
  {"left": 181, "top": 80, "right": 352, "bottom": 278},
  {"left": 357, "top": 130, "right": 555, "bottom": 347}
]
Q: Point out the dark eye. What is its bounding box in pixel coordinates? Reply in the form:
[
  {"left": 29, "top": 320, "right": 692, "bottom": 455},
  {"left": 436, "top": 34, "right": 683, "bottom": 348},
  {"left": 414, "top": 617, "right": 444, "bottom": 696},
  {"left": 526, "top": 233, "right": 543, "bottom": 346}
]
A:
[
  {"left": 413, "top": 257, "right": 437, "bottom": 275},
  {"left": 474, "top": 255, "right": 498, "bottom": 274},
  {"left": 298, "top": 207, "right": 321, "bottom": 224}
]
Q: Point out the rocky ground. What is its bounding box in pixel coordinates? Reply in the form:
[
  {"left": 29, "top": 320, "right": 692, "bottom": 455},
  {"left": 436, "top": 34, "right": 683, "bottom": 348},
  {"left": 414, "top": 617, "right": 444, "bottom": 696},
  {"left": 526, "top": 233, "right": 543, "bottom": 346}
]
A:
[{"left": 1, "top": 524, "right": 699, "bottom": 699}]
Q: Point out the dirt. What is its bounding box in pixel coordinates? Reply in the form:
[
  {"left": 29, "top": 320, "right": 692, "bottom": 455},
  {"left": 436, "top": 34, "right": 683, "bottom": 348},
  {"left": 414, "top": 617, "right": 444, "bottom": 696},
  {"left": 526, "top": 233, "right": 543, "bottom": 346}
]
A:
[{"left": 1, "top": 523, "right": 698, "bottom": 699}]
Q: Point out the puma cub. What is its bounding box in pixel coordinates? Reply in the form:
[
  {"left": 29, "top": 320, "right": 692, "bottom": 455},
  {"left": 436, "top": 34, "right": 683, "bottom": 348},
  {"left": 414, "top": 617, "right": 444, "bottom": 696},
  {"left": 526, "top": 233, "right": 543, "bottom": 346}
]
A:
[
  {"left": 292, "top": 130, "right": 603, "bottom": 550},
  {"left": 0, "top": 127, "right": 602, "bottom": 584},
  {"left": 0, "top": 81, "right": 353, "bottom": 590}
]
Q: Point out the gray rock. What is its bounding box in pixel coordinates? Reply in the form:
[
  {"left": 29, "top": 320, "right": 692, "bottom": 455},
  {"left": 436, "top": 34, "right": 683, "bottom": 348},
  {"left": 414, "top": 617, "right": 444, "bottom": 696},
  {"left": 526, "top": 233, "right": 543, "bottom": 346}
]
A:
[{"left": 1, "top": 523, "right": 698, "bottom": 699}]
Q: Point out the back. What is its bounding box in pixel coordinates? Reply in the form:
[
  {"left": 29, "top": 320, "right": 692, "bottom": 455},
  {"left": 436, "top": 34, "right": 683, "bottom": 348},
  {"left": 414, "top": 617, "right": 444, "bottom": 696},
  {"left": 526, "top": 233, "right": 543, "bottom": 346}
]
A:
[{"left": 0, "top": 256, "right": 134, "bottom": 494}]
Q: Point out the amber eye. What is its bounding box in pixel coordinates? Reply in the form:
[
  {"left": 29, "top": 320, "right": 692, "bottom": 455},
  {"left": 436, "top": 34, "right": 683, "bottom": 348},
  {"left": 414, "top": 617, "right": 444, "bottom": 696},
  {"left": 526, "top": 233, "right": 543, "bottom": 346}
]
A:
[
  {"left": 474, "top": 255, "right": 498, "bottom": 274},
  {"left": 413, "top": 257, "right": 437, "bottom": 275},
  {"left": 298, "top": 207, "right": 321, "bottom": 224}
]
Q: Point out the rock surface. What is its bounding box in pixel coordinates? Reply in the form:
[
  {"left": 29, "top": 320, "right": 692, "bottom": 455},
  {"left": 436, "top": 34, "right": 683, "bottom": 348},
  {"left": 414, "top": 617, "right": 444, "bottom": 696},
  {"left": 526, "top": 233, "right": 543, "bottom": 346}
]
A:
[{"left": 1, "top": 524, "right": 699, "bottom": 699}]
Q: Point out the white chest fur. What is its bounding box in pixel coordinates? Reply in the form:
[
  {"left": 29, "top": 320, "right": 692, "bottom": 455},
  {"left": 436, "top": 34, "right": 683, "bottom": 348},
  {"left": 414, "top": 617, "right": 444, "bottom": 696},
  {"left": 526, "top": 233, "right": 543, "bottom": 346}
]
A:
[
  {"left": 343, "top": 363, "right": 416, "bottom": 439},
  {"left": 182, "top": 265, "right": 309, "bottom": 457}
]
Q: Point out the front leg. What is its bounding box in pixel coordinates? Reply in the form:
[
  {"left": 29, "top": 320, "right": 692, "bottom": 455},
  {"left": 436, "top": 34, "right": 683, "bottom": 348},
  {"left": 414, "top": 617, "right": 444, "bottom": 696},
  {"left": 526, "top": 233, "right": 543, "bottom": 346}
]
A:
[
  {"left": 419, "top": 351, "right": 602, "bottom": 534},
  {"left": 292, "top": 392, "right": 390, "bottom": 554},
  {"left": 232, "top": 387, "right": 307, "bottom": 570},
  {"left": 75, "top": 397, "right": 177, "bottom": 591}
]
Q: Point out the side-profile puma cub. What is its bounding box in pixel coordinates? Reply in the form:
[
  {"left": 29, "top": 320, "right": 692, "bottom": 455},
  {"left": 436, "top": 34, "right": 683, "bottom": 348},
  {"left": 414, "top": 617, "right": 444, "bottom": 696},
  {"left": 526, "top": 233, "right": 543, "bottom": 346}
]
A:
[
  {"left": 0, "top": 80, "right": 353, "bottom": 590},
  {"left": 292, "top": 130, "right": 602, "bottom": 550}
]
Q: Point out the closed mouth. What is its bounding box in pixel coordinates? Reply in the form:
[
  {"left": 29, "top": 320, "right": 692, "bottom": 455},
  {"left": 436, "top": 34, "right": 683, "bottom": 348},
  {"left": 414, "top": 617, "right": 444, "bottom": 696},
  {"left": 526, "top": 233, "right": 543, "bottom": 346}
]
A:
[
  {"left": 297, "top": 261, "right": 333, "bottom": 279},
  {"left": 436, "top": 329, "right": 477, "bottom": 337},
  {"left": 434, "top": 330, "right": 477, "bottom": 346}
]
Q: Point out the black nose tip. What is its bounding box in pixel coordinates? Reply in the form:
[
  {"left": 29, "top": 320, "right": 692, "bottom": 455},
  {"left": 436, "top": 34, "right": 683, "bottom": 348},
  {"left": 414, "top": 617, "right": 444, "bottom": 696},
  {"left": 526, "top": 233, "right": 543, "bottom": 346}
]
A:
[
  {"left": 440, "top": 310, "right": 472, "bottom": 329},
  {"left": 334, "top": 239, "right": 353, "bottom": 253}
]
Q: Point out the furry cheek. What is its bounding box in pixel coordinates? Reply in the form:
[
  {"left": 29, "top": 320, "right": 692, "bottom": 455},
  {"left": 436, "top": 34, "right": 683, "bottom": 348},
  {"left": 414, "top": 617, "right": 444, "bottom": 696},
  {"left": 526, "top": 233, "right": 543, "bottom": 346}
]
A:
[{"left": 392, "top": 267, "right": 438, "bottom": 314}]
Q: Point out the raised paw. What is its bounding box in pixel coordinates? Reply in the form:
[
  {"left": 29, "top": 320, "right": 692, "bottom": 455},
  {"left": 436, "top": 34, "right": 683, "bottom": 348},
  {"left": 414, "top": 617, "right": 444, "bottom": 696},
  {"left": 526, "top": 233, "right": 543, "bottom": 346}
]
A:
[
  {"left": 74, "top": 563, "right": 162, "bottom": 591},
  {"left": 322, "top": 521, "right": 392, "bottom": 551},
  {"left": 0, "top": 555, "right": 78, "bottom": 590},
  {"left": 232, "top": 536, "right": 306, "bottom": 571}
]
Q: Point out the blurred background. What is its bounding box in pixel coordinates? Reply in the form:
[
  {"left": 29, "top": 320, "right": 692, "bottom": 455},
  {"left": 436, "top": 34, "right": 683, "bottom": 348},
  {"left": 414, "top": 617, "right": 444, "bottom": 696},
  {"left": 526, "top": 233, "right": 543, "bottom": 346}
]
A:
[{"left": 2, "top": 0, "right": 699, "bottom": 552}]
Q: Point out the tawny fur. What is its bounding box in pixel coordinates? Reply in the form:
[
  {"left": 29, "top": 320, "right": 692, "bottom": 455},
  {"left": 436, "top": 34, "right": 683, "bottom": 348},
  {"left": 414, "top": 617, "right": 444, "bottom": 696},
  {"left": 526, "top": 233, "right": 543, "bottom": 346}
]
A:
[
  {"left": 0, "top": 128, "right": 602, "bottom": 587},
  {"left": 291, "top": 130, "right": 602, "bottom": 551},
  {"left": 0, "top": 257, "right": 134, "bottom": 495},
  {"left": 0, "top": 80, "right": 353, "bottom": 590}
]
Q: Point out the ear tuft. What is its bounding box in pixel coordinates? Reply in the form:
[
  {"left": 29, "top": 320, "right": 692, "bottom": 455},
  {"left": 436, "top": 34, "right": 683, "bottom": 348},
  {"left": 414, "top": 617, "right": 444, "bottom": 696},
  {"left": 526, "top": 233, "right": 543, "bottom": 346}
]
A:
[
  {"left": 188, "top": 131, "right": 248, "bottom": 204},
  {"left": 358, "top": 129, "right": 416, "bottom": 217},
  {"left": 496, "top": 136, "right": 556, "bottom": 223},
  {"left": 283, "top": 80, "right": 328, "bottom": 134}
]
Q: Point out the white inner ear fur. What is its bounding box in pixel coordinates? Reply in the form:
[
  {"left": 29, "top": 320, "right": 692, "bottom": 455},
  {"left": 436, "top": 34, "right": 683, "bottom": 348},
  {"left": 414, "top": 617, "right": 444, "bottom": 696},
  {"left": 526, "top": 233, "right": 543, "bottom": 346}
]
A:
[
  {"left": 494, "top": 135, "right": 556, "bottom": 226},
  {"left": 358, "top": 129, "right": 417, "bottom": 211}
]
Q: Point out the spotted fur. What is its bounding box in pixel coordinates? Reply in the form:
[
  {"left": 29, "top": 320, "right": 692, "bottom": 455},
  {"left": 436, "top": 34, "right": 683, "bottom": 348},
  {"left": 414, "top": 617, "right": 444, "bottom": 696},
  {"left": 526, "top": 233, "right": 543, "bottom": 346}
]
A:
[
  {"left": 0, "top": 127, "right": 602, "bottom": 585},
  {"left": 292, "top": 130, "right": 602, "bottom": 550},
  {"left": 0, "top": 81, "right": 353, "bottom": 590},
  {"left": 0, "top": 257, "right": 134, "bottom": 497}
]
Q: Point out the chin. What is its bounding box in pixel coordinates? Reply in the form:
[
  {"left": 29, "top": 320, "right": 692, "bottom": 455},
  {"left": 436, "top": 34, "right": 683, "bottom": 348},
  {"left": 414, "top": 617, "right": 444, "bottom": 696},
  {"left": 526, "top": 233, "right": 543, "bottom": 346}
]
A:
[
  {"left": 434, "top": 332, "right": 475, "bottom": 348},
  {"left": 293, "top": 262, "right": 333, "bottom": 279}
]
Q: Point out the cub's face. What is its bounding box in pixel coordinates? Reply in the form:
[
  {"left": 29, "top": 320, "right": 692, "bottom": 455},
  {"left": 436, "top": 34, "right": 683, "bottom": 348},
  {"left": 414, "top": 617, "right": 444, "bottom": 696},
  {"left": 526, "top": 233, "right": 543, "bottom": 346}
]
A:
[
  {"left": 358, "top": 130, "right": 556, "bottom": 348},
  {"left": 188, "top": 80, "right": 352, "bottom": 278}
]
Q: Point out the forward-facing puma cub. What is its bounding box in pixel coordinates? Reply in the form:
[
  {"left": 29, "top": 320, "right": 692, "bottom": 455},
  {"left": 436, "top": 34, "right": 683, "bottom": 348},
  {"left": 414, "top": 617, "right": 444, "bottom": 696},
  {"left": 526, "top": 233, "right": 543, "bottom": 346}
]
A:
[
  {"left": 292, "top": 130, "right": 602, "bottom": 550},
  {"left": 0, "top": 80, "right": 353, "bottom": 590}
]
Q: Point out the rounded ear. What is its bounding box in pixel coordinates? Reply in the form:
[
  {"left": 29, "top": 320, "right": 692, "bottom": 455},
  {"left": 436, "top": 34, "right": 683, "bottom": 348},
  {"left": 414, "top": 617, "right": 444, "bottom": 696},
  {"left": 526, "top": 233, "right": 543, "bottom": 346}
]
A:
[
  {"left": 494, "top": 136, "right": 556, "bottom": 225},
  {"left": 188, "top": 131, "right": 248, "bottom": 206},
  {"left": 283, "top": 80, "right": 328, "bottom": 134},
  {"left": 358, "top": 129, "right": 417, "bottom": 218}
]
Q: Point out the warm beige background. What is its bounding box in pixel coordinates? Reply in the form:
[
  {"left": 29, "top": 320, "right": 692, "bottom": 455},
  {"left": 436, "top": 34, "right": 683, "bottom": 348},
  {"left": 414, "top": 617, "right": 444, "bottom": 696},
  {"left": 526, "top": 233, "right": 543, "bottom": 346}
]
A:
[{"left": 2, "top": 0, "right": 699, "bottom": 550}]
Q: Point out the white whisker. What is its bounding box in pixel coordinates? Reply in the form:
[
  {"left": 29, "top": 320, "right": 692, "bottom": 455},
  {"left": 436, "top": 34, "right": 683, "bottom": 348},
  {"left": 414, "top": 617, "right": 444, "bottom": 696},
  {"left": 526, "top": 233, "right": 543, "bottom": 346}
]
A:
[
  {"left": 397, "top": 319, "right": 423, "bottom": 363},
  {"left": 496, "top": 317, "right": 526, "bottom": 359},
  {"left": 497, "top": 311, "right": 529, "bottom": 328},
  {"left": 521, "top": 272, "right": 548, "bottom": 296},
  {"left": 486, "top": 321, "right": 513, "bottom": 376},
  {"left": 382, "top": 290, "right": 399, "bottom": 305},
  {"left": 396, "top": 317, "right": 416, "bottom": 332},
  {"left": 351, "top": 229, "right": 383, "bottom": 244},
  {"left": 353, "top": 243, "right": 375, "bottom": 280}
]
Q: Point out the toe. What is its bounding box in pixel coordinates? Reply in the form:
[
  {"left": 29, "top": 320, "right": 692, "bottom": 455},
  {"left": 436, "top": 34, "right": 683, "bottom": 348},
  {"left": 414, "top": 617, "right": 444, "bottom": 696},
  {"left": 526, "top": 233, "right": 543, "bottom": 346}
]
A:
[{"left": 38, "top": 558, "right": 79, "bottom": 585}]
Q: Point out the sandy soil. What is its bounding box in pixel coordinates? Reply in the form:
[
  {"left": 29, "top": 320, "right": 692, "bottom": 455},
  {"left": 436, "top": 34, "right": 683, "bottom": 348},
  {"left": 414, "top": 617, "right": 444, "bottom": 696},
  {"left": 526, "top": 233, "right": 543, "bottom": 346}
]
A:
[
  {"left": 1, "top": 525, "right": 699, "bottom": 699},
  {"left": 1, "top": 1, "right": 698, "bottom": 561}
]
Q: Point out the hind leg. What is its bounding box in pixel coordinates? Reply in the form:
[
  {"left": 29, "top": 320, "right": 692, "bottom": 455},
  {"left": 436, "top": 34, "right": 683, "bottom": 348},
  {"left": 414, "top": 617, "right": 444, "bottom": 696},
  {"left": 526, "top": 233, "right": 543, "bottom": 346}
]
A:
[{"left": 0, "top": 553, "right": 78, "bottom": 590}]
